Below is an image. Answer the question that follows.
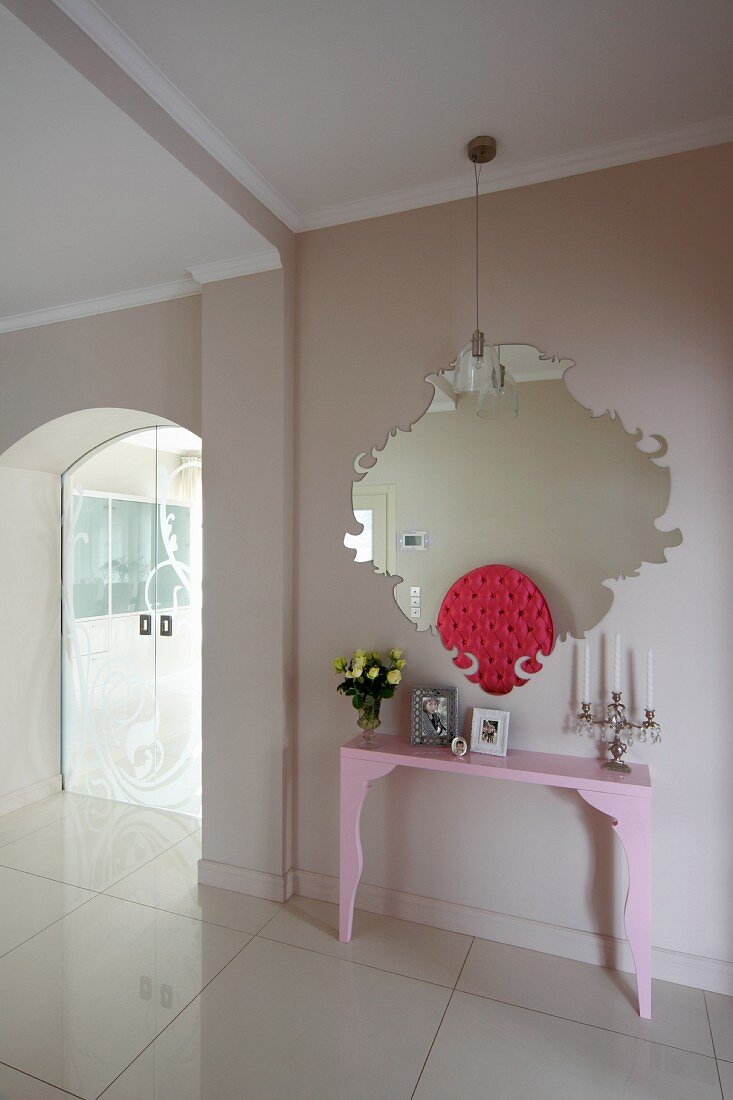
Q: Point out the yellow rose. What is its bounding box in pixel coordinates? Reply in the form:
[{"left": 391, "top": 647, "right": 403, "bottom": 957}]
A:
[
  {"left": 352, "top": 662, "right": 364, "bottom": 678},
  {"left": 354, "top": 649, "right": 366, "bottom": 659},
  {"left": 396, "top": 659, "right": 407, "bottom": 669},
  {"left": 367, "top": 666, "right": 379, "bottom": 680},
  {"left": 389, "top": 648, "right": 403, "bottom": 661},
  {"left": 333, "top": 657, "right": 346, "bottom": 672},
  {"left": 343, "top": 668, "right": 354, "bottom": 679},
  {"left": 387, "top": 669, "right": 402, "bottom": 685}
]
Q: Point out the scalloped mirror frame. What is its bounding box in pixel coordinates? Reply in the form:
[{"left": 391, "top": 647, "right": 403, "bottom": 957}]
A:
[{"left": 344, "top": 345, "right": 682, "bottom": 693}]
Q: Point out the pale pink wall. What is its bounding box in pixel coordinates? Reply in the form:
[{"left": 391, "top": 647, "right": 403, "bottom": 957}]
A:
[
  {"left": 0, "top": 268, "right": 296, "bottom": 890},
  {"left": 201, "top": 270, "right": 293, "bottom": 881},
  {"left": 0, "top": 296, "right": 201, "bottom": 453},
  {"left": 294, "top": 144, "right": 733, "bottom": 970}
]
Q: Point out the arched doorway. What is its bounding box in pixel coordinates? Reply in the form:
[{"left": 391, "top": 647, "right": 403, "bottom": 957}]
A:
[
  {"left": 0, "top": 408, "right": 202, "bottom": 820},
  {"left": 61, "top": 425, "right": 202, "bottom": 816}
]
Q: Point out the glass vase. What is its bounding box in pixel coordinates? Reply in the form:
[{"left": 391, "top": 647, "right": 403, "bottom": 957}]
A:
[{"left": 357, "top": 696, "right": 381, "bottom": 749}]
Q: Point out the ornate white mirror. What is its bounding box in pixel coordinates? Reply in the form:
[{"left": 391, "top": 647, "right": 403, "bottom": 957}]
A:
[{"left": 344, "top": 345, "right": 681, "bottom": 695}]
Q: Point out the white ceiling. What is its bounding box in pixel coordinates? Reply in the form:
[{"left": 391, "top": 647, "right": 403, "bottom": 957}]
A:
[
  {"left": 70, "top": 0, "right": 733, "bottom": 226},
  {"left": 0, "top": 4, "right": 273, "bottom": 325},
  {"left": 124, "top": 426, "right": 201, "bottom": 456},
  {"left": 1, "top": 0, "right": 731, "bottom": 328}
]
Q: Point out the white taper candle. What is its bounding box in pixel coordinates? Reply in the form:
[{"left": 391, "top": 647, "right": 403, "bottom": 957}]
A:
[
  {"left": 583, "top": 642, "right": 590, "bottom": 703},
  {"left": 613, "top": 634, "right": 621, "bottom": 694},
  {"left": 646, "top": 649, "right": 654, "bottom": 711}
]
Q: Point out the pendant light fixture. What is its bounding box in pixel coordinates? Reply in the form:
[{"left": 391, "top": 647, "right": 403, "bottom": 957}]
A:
[{"left": 451, "top": 136, "right": 518, "bottom": 419}]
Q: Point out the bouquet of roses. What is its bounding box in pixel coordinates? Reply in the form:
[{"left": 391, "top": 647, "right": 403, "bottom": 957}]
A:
[{"left": 332, "top": 648, "right": 406, "bottom": 715}]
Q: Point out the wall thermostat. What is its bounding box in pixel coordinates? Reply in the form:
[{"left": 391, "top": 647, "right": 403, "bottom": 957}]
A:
[{"left": 399, "top": 531, "right": 428, "bottom": 550}]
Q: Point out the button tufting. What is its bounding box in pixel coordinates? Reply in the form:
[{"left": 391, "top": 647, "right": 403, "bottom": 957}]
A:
[{"left": 437, "top": 564, "right": 554, "bottom": 695}]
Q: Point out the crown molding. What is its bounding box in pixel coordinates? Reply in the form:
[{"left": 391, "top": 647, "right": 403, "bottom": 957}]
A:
[
  {"left": 50, "top": 0, "right": 300, "bottom": 230},
  {"left": 32, "top": 2, "right": 733, "bottom": 240},
  {"left": 187, "top": 248, "right": 281, "bottom": 284},
  {"left": 0, "top": 247, "right": 285, "bottom": 333},
  {"left": 299, "top": 115, "right": 733, "bottom": 230},
  {"left": 0, "top": 278, "right": 199, "bottom": 334}
]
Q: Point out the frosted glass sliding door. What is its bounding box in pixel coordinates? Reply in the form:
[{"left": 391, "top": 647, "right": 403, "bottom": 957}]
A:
[
  {"left": 61, "top": 426, "right": 202, "bottom": 815},
  {"left": 154, "top": 426, "right": 202, "bottom": 815}
]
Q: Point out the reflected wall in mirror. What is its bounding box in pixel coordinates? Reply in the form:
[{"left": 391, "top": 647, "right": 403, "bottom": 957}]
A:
[{"left": 344, "top": 346, "right": 681, "bottom": 693}]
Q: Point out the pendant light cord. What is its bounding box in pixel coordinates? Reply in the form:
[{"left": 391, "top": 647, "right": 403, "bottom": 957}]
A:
[{"left": 474, "top": 161, "right": 482, "bottom": 333}]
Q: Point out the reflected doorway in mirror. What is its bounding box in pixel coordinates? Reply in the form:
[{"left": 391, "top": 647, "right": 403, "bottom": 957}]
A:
[
  {"left": 344, "top": 344, "right": 681, "bottom": 696},
  {"left": 343, "top": 483, "right": 396, "bottom": 575}
]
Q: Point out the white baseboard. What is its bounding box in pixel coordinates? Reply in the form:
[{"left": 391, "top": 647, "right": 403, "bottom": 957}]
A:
[
  {"left": 0, "top": 774, "right": 62, "bottom": 818},
  {"left": 194, "top": 856, "right": 733, "bottom": 995},
  {"left": 198, "top": 857, "right": 293, "bottom": 903},
  {"left": 292, "top": 869, "right": 733, "bottom": 997}
]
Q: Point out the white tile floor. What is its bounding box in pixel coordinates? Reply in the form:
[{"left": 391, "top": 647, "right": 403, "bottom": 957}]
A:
[{"left": 0, "top": 792, "right": 728, "bottom": 1099}]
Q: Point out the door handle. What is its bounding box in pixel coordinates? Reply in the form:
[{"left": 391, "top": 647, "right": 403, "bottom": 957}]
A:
[
  {"left": 139, "top": 614, "right": 152, "bottom": 636},
  {"left": 160, "top": 615, "right": 173, "bottom": 637}
]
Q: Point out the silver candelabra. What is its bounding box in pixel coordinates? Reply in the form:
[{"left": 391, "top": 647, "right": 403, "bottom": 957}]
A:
[{"left": 577, "top": 692, "right": 661, "bottom": 774}]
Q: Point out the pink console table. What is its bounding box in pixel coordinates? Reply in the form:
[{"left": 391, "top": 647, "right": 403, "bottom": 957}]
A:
[{"left": 339, "top": 734, "right": 652, "bottom": 1018}]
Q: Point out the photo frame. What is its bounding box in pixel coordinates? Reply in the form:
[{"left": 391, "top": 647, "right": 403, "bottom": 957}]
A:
[
  {"left": 470, "top": 707, "right": 510, "bottom": 757},
  {"left": 411, "top": 687, "right": 458, "bottom": 747}
]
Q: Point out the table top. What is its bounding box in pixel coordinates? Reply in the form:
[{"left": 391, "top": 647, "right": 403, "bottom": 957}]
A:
[{"left": 341, "top": 734, "right": 651, "bottom": 797}]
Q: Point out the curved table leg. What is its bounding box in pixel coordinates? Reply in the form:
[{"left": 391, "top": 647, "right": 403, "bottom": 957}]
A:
[
  {"left": 339, "top": 756, "right": 397, "bottom": 942},
  {"left": 578, "top": 790, "right": 652, "bottom": 1019}
]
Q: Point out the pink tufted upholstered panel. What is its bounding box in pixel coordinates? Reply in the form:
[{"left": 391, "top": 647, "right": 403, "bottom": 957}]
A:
[{"left": 437, "top": 564, "right": 554, "bottom": 695}]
